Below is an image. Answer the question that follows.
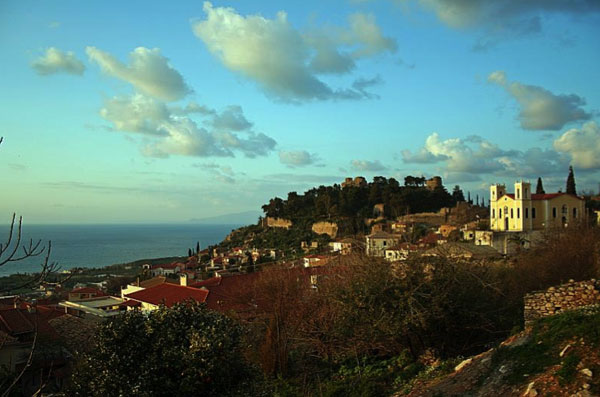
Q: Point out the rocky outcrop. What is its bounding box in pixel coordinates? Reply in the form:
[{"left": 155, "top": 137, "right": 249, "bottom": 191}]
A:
[
  {"left": 311, "top": 222, "right": 338, "bottom": 238},
  {"left": 265, "top": 217, "right": 292, "bottom": 229},
  {"left": 524, "top": 279, "right": 600, "bottom": 325}
]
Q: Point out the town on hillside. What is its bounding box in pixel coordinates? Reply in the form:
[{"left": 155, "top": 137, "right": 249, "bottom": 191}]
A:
[{"left": 1, "top": 170, "right": 600, "bottom": 395}]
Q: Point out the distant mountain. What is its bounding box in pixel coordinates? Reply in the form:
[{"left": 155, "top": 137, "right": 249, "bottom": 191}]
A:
[{"left": 189, "top": 210, "right": 262, "bottom": 226}]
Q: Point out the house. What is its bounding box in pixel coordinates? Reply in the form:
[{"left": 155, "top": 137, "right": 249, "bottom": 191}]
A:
[
  {"left": 59, "top": 296, "right": 126, "bottom": 318},
  {"left": 123, "top": 283, "right": 209, "bottom": 311},
  {"left": 390, "top": 222, "right": 409, "bottom": 234},
  {"left": 366, "top": 231, "right": 401, "bottom": 257},
  {"left": 438, "top": 224, "right": 458, "bottom": 238},
  {"left": 417, "top": 232, "right": 446, "bottom": 248},
  {"left": 68, "top": 287, "right": 106, "bottom": 301},
  {"left": 150, "top": 262, "right": 183, "bottom": 277},
  {"left": 490, "top": 181, "right": 585, "bottom": 232},
  {"left": 385, "top": 243, "right": 418, "bottom": 262},
  {"left": 0, "top": 305, "right": 69, "bottom": 394},
  {"left": 329, "top": 238, "right": 353, "bottom": 255},
  {"left": 303, "top": 254, "right": 329, "bottom": 268}
]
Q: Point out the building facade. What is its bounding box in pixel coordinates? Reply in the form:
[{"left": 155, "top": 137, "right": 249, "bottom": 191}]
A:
[{"left": 490, "top": 181, "right": 585, "bottom": 232}]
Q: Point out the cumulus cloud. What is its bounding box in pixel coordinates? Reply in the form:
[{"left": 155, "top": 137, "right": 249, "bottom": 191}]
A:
[
  {"left": 99, "top": 94, "right": 276, "bottom": 159},
  {"left": 351, "top": 159, "right": 387, "bottom": 171},
  {"left": 279, "top": 150, "right": 318, "bottom": 167},
  {"left": 402, "top": 131, "right": 570, "bottom": 181},
  {"left": 31, "top": 47, "right": 85, "bottom": 76},
  {"left": 554, "top": 121, "right": 600, "bottom": 169},
  {"left": 192, "top": 2, "right": 396, "bottom": 102},
  {"left": 86, "top": 46, "right": 190, "bottom": 101},
  {"left": 488, "top": 71, "right": 590, "bottom": 131}
]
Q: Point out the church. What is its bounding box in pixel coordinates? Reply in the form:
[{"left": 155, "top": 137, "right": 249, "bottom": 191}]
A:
[{"left": 489, "top": 181, "right": 585, "bottom": 232}]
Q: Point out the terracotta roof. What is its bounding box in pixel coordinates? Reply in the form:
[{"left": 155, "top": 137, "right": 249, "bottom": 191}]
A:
[
  {"left": 125, "top": 283, "right": 208, "bottom": 307},
  {"left": 189, "top": 276, "right": 222, "bottom": 289},
  {"left": 151, "top": 262, "right": 182, "bottom": 270},
  {"left": 0, "top": 308, "right": 34, "bottom": 334},
  {"left": 119, "top": 300, "right": 141, "bottom": 307},
  {"left": 304, "top": 254, "right": 328, "bottom": 260},
  {"left": 139, "top": 276, "right": 178, "bottom": 288}
]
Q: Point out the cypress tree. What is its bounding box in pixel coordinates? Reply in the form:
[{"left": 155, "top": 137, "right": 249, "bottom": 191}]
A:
[
  {"left": 566, "top": 166, "right": 577, "bottom": 195},
  {"left": 535, "top": 177, "right": 545, "bottom": 194}
]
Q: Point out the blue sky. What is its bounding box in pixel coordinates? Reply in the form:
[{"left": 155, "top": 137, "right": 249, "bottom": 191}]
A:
[{"left": 1, "top": 0, "right": 599, "bottom": 223}]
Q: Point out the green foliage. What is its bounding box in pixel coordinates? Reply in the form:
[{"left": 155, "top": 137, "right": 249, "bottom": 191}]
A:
[
  {"left": 566, "top": 166, "right": 577, "bottom": 195},
  {"left": 261, "top": 177, "right": 455, "bottom": 226},
  {"left": 490, "top": 309, "right": 600, "bottom": 385},
  {"left": 68, "top": 302, "right": 256, "bottom": 397},
  {"left": 556, "top": 353, "right": 580, "bottom": 386}
]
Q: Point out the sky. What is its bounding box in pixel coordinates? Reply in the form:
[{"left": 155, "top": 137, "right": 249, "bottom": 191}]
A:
[{"left": 1, "top": 0, "right": 599, "bottom": 224}]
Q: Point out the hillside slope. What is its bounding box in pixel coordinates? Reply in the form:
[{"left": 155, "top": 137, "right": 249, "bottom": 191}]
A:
[{"left": 397, "top": 308, "right": 599, "bottom": 397}]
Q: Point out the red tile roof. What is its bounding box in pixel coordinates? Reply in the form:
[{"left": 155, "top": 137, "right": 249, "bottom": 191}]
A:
[
  {"left": 0, "top": 308, "right": 34, "bottom": 334},
  {"left": 125, "top": 283, "right": 208, "bottom": 307},
  {"left": 189, "top": 276, "right": 222, "bottom": 289}
]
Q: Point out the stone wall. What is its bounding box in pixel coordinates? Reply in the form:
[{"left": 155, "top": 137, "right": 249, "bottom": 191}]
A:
[
  {"left": 524, "top": 279, "right": 600, "bottom": 325},
  {"left": 265, "top": 217, "right": 293, "bottom": 229},
  {"left": 312, "top": 221, "right": 338, "bottom": 238}
]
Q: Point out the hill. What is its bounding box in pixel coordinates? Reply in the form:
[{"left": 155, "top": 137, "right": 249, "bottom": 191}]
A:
[{"left": 397, "top": 308, "right": 600, "bottom": 397}]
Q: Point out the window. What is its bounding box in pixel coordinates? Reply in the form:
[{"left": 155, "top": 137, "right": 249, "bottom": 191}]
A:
[
  {"left": 524, "top": 187, "right": 527, "bottom": 197},
  {"left": 573, "top": 208, "right": 577, "bottom": 218},
  {"left": 499, "top": 209, "right": 502, "bottom": 217},
  {"left": 517, "top": 208, "right": 520, "bottom": 218},
  {"left": 532, "top": 208, "right": 536, "bottom": 218},
  {"left": 562, "top": 204, "right": 568, "bottom": 215},
  {"left": 492, "top": 209, "right": 495, "bottom": 218},
  {"left": 511, "top": 209, "right": 514, "bottom": 218},
  {"left": 517, "top": 188, "right": 520, "bottom": 199},
  {"left": 525, "top": 208, "right": 529, "bottom": 218},
  {"left": 383, "top": 241, "right": 387, "bottom": 246},
  {"left": 553, "top": 207, "right": 557, "bottom": 218}
]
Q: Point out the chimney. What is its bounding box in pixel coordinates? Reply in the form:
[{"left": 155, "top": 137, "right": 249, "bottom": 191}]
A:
[{"left": 180, "top": 273, "right": 188, "bottom": 287}]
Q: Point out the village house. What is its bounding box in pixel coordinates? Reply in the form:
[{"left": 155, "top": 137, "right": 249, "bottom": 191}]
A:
[
  {"left": 68, "top": 287, "right": 105, "bottom": 301},
  {"left": 150, "top": 262, "right": 184, "bottom": 277},
  {"left": 123, "top": 283, "right": 209, "bottom": 311},
  {"left": 303, "top": 254, "right": 329, "bottom": 268},
  {"left": 438, "top": 224, "right": 458, "bottom": 238},
  {"left": 366, "top": 231, "right": 402, "bottom": 257},
  {"left": 384, "top": 243, "right": 419, "bottom": 262},
  {"left": 329, "top": 238, "right": 354, "bottom": 255},
  {"left": 59, "top": 295, "right": 125, "bottom": 318}
]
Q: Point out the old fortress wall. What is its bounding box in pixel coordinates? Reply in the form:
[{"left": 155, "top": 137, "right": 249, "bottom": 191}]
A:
[
  {"left": 265, "top": 217, "right": 293, "bottom": 229},
  {"left": 524, "top": 279, "right": 600, "bottom": 325},
  {"left": 311, "top": 222, "right": 338, "bottom": 238}
]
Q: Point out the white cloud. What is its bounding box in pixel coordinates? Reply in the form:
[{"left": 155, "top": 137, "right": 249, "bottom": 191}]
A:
[
  {"left": 86, "top": 46, "right": 190, "bottom": 101},
  {"left": 351, "top": 159, "right": 387, "bottom": 171},
  {"left": 192, "top": 2, "right": 396, "bottom": 102},
  {"left": 488, "top": 71, "right": 590, "bottom": 131},
  {"left": 403, "top": 131, "right": 570, "bottom": 181},
  {"left": 31, "top": 47, "right": 85, "bottom": 76},
  {"left": 99, "top": 94, "right": 277, "bottom": 159},
  {"left": 554, "top": 121, "right": 600, "bottom": 169},
  {"left": 100, "top": 94, "right": 170, "bottom": 135},
  {"left": 279, "top": 150, "right": 318, "bottom": 167}
]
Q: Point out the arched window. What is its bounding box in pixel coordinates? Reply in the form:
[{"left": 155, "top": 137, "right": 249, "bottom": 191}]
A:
[
  {"left": 562, "top": 204, "right": 568, "bottom": 215},
  {"left": 573, "top": 208, "right": 577, "bottom": 218},
  {"left": 499, "top": 209, "right": 502, "bottom": 217},
  {"left": 553, "top": 207, "right": 557, "bottom": 218},
  {"left": 524, "top": 187, "right": 528, "bottom": 197},
  {"left": 517, "top": 208, "right": 520, "bottom": 218},
  {"left": 525, "top": 208, "right": 529, "bottom": 218},
  {"left": 517, "top": 188, "right": 520, "bottom": 199},
  {"left": 511, "top": 208, "right": 514, "bottom": 218},
  {"left": 492, "top": 209, "right": 495, "bottom": 218},
  {"left": 532, "top": 208, "right": 536, "bottom": 218}
]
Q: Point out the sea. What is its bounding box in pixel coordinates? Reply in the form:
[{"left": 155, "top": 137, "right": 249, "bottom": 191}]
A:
[{"left": 0, "top": 224, "right": 240, "bottom": 277}]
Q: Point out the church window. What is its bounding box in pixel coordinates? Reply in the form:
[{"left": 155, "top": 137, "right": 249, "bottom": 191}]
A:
[
  {"left": 517, "top": 188, "right": 520, "bottom": 199},
  {"left": 573, "top": 208, "right": 577, "bottom": 218},
  {"left": 532, "top": 208, "right": 536, "bottom": 218},
  {"left": 517, "top": 208, "right": 520, "bottom": 218},
  {"left": 499, "top": 209, "right": 502, "bottom": 217},
  {"left": 492, "top": 209, "right": 495, "bottom": 218},
  {"left": 553, "top": 207, "right": 557, "bottom": 218},
  {"left": 525, "top": 208, "right": 529, "bottom": 218},
  {"left": 511, "top": 209, "right": 514, "bottom": 218},
  {"left": 524, "top": 187, "right": 527, "bottom": 197},
  {"left": 562, "top": 205, "right": 568, "bottom": 215}
]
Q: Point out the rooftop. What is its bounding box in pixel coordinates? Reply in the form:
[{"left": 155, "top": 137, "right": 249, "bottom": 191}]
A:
[{"left": 125, "top": 283, "right": 209, "bottom": 307}]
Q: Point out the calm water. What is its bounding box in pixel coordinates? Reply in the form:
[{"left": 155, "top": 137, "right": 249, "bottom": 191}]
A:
[{"left": 0, "top": 224, "right": 239, "bottom": 277}]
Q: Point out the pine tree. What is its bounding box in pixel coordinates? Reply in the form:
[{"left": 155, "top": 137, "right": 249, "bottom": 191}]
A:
[
  {"left": 452, "top": 185, "right": 465, "bottom": 202},
  {"left": 535, "top": 177, "right": 545, "bottom": 194},
  {"left": 566, "top": 166, "right": 577, "bottom": 195}
]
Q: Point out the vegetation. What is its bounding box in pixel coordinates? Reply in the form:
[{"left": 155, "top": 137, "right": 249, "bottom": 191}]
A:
[
  {"left": 566, "top": 165, "right": 577, "bottom": 195},
  {"left": 67, "top": 302, "right": 257, "bottom": 397},
  {"left": 261, "top": 176, "right": 455, "bottom": 227}
]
